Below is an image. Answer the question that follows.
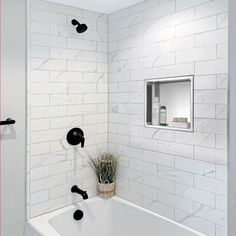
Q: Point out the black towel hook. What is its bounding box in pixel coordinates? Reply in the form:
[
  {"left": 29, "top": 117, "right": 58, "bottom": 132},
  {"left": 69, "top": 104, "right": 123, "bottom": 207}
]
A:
[{"left": 0, "top": 118, "right": 16, "bottom": 126}]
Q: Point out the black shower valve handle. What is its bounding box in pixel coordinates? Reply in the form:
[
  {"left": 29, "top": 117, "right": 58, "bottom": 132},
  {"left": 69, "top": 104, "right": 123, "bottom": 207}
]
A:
[
  {"left": 74, "top": 132, "right": 85, "bottom": 148},
  {"left": 67, "top": 128, "right": 85, "bottom": 147}
]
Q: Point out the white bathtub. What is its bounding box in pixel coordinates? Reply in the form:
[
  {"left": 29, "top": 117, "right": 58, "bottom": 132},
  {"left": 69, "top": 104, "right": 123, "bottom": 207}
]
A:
[{"left": 26, "top": 196, "right": 206, "bottom": 236}]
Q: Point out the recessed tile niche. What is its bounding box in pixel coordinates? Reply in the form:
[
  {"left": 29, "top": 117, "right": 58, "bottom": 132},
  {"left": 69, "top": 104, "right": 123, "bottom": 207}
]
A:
[{"left": 145, "top": 75, "right": 194, "bottom": 132}]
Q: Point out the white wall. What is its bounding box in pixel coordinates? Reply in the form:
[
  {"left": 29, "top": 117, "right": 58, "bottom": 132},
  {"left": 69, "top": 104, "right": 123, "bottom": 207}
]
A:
[
  {"left": 1, "top": 0, "right": 26, "bottom": 235},
  {"left": 27, "top": 0, "right": 108, "bottom": 218},
  {"left": 108, "top": 0, "right": 228, "bottom": 235}
]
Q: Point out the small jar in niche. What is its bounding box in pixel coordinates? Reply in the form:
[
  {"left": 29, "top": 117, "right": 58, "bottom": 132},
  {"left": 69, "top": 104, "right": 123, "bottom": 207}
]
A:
[{"left": 160, "top": 105, "right": 167, "bottom": 126}]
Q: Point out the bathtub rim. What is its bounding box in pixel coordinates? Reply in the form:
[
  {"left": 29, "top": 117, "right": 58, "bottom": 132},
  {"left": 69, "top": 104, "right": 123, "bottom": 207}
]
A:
[{"left": 26, "top": 196, "right": 206, "bottom": 236}]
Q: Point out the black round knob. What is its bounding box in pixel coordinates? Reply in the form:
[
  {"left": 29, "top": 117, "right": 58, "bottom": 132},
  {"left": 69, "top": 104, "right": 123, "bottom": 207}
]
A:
[
  {"left": 73, "top": 210, "right": 84, "bottom": 221},
  {"left": 67, "top": 128, "right": 84, "bottom": 146}
]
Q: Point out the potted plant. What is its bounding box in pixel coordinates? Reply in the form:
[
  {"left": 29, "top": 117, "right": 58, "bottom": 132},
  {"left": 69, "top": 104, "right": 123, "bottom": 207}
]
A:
[{"left": 90, "top": 153, "right": 118, "bottom": 199}]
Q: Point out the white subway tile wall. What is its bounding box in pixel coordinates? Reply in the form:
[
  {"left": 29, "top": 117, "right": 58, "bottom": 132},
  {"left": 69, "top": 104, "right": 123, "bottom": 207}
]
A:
[
  {"left": 108, "top": 0, "right": 228, "bottom": 236},
  {"left": 27, "top": 0, "right": 108, "bottom": 218},
  {"left": 28, "top": 0, "right": 228, "bottom": 235}
]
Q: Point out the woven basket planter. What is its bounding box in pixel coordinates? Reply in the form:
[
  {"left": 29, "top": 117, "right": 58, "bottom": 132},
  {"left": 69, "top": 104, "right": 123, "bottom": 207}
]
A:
[{"left": 97, "top": 182, "right": 115, "bottom": 199}]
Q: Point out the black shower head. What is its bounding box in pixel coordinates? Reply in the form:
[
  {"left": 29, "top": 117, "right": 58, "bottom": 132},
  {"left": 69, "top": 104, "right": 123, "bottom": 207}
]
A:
[
  {"left": 71, "top": 19, "right": 88, "bottom": 33},
  {"left": 76, "top": 24, "right": 88, "bottom": 33}
]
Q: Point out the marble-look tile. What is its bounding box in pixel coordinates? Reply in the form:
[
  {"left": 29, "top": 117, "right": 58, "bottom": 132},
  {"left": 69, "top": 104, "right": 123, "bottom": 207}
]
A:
[
  {"left": 158, "top": 166, "right": 194, "bottom": 186},
  {"left": 158, "top": 141, "right": 194, "bottom": 158},
  {"left": 194, "top": 175, "right": 227, "bottom": 196},
  {"left": 175, "top": 183, "right": 215, "bottom": 207},
  {"left": 175, "top": 156, "right": 216, "bottom": 176},
  {"left": 176, "top": 0, "right": 211, "bottom": 11},
  {"left": 175, "top": 209, "right": 215, "bottom": 236},
  {"left": 28, "top": 0, "right": 108, "bottom": 219},
  {"left": 195, "top": 0, "right": 228, "bottom": 19},
  {"left": 109, "top": 0, "right": 227, "bottom": 234},
  {"left": 194, "top": 203, "right": 227, "bottom": 227},
  {"left": 158, "top": 191, "right": 194, "bottom": 213},
  {"left": 143, "top": 198, "right": 174, "bottom": 219},
  {"left": 28, "top": 0, "right": 228, "bottom": 234}
]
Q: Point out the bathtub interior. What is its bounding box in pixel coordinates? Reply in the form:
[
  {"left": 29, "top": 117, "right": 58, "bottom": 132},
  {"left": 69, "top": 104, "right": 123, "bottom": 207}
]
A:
[
  {"left": 47, "top": 197, "right": 205, "bottom": 236},
  {"left": 49, "top": 198, "right": 112, "bottom": 236}
]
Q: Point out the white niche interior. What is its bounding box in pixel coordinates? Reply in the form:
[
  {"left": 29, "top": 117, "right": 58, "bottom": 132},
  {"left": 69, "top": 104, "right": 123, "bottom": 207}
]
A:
[{"left": 145, "top": 75, "right": 194, "bottom": 132}]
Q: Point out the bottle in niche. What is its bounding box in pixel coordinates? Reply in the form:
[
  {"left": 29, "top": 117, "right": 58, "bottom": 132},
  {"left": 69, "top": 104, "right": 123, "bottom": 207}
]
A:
[{"left": 160, "top": 105, "right": 167, "bottom": 126}]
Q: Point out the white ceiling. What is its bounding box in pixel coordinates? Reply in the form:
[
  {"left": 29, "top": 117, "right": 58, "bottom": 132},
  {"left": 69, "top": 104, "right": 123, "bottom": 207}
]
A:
[{"left": 49, "top": 0, "right": 145, "bottom": 14}]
